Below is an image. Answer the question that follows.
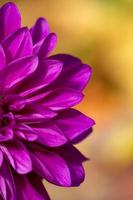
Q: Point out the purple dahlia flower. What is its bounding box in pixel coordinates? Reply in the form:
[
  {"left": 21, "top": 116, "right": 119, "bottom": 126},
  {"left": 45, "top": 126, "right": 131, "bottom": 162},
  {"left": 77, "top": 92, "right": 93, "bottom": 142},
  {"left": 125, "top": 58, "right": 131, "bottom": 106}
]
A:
[{"left": 0, "top": 2, "right": 95, "bottom": 200}]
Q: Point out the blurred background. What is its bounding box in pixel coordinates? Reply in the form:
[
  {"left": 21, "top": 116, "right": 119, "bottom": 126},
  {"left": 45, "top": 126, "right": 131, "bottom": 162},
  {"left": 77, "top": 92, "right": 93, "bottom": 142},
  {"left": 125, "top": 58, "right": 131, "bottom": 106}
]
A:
[{"left": 1, "top": 0, "right": 133, "bottom": 199}]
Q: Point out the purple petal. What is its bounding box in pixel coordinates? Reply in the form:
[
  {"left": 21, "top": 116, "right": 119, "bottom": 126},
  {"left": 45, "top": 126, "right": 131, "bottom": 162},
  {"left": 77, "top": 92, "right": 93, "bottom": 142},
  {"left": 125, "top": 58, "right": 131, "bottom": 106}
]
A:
[
  {"left": 0, "top": 45, "right": 6, "bottom": 70},
  {"left": 0, "top": 128, "right": 13, "bottom": 142},
  {"left": 0, "top": 161, "right": 16, "bottom": 200},
  {"left": 55, "top": 109, "right": 95, "bottom": 142},
  {"left": 0, "top": 2, "right": 21, "bottom": 41},
  {"left": 30, "top": 149, "right": 71, "bottom": 186},
  {"left": 16, "top": 104, "right": 56, "bottom": 123},
  {"left": 14, "top": 173, "right": 50, "bottom": 200},
  {"left": 30, "top": 18, "right": 50, "bottom": 44},
  {"left": 31, "top": 123, "right": 67, "bottom": 147},
  {"left": 56, "top": 144, "right": 86, "bottom": 186},
  {"left": 49, "top": 54, "right": 92, "bottom": 90},
  {"left": 41, "top": 88, "right": 84, "bottom": 110},
  {"left": 19, "top": 59, "right": 63, "bottom": 97},
  {"left": 0, "top": 150, "right": 3, "bottom": 167},
  {"left": 5, "top": 94, "right": 26, "bottom": 112},
  {"left": 2, "top": 27, "right": 33, "bottom": 62},
  {"left": 38, "top": 33, "right": 57, "bottom": 59},
  {"left": 2, "top": 142, "right": 32, "bottom": 174},
  {"left": 0, "top": 56, "right": 38, "bottom": 91},
  {"left": 15, "top": 123, "right": 38, "bottom": 142}
]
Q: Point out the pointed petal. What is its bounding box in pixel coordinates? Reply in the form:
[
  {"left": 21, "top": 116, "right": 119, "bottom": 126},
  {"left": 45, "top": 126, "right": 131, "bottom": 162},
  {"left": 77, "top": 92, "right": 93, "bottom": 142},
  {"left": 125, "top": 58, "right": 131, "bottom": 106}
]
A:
[
  {"left": 49, "top": 54, "right": 92, "bottom": 90},
  {"left": 2, "top": 27, "right": 33, "bottom": 62},
  {"left": 0, "top": 2, "right": 21, "bottom": 41},
  {"left": 30, "top": 18, "right": 50, "bottom": 44},
  {"left": 57, "top": 144, "right": 86, "bottom": 186},
  {"left": 55, "top": 109, "right": 95, "bottom": 142},
  {"left": 38, "top": 33, "right": 57, "bottom": 59}
]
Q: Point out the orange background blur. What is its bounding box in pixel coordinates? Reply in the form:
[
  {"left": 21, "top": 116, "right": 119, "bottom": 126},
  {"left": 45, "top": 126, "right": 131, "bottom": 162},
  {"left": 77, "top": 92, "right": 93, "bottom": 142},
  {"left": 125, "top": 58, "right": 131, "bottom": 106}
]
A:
[{"left": 1, "top": 0, "right": 133, "bottom": 200}]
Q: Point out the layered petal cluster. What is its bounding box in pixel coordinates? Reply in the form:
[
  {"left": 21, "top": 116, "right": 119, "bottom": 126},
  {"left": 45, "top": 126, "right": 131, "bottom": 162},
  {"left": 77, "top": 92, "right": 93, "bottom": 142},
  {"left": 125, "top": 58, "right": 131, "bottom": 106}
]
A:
[{"left": 0, "top": 2, "right": 95, "bottom": 200}]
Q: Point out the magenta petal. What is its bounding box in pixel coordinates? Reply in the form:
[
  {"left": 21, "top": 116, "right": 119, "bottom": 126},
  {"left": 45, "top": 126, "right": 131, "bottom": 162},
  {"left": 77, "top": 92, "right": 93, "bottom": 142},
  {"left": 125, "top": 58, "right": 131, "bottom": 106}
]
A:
[
  {"left": 5, "top": 94, "right": 26, "bottom": 112},
  {"left": 2, "top": 27, "right": 33, "bottom": 62},
  {"left": 0, "top": 56, "right": 38, "bottom": 91},
  {"left": 14, "top": 174, "right": 50, "bottom": 200},
  {"left": 0, "top": 161, "right": 16, "bottom": 200},
  {"left": 0, "top": 128, "right": 13, "bottom": 142},
  {"left": 49, "top": 54, "right": 92, "bottom": 90},
  {"left": 38, "top": 33, "right": 57, "bottom": 59},
  {"left": 30, "top": 149, "right": 71, "bottom": 186},
  {"left": 0, "top": 2, "right": 21, "bottom": 41},
  {"left": 57, "top": 144, "right": 86, "bottom": 186},
  {"left": 16, "top": 104, "right": 56, "bottom": 123},
  {"left": 2, "top": 142, "right": 32, "bottom": 174},
  {"left": 55, "top": 109, "right": 95, "bottom": 142},
  {"left": 15, "top": 123, "right": 38, "bottom": 141},
  {"left": 0, "top": 45, "right": 6, "bottom": 70},
  {"left": 19, "top": 59, "right": 63, "bottom": 97},
  {"left": 30, "top": 18, "right": 50, "bottom": 44},
  {"left": 0, "top": 150, "right": 3, "bottom": 167},
  {"left": 41, "top": 88, "right": 84, "bottom": 110},
  {"left": 32, "top": 124, "right": 67, "bottom": 147}
]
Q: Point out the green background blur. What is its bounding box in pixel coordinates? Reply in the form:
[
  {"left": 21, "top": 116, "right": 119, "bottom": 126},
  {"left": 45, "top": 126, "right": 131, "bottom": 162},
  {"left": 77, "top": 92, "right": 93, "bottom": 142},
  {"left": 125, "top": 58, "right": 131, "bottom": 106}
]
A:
[{"left": 1, "top": 0, "right": 133, "bottom": 199}]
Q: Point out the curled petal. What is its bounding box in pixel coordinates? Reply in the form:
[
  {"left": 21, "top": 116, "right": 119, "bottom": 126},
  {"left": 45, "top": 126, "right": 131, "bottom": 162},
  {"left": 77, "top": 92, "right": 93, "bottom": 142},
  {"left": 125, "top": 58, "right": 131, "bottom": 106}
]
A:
[
  {"left": 38, "top": 33, "right": 57, "bottom": 59},
  {"left": 49, "top": 54, "right": 92, "bottom": 90},
  {"left": 30, "top": 17, "right": 50, "bottom": 44},
  {"left": 2, "top": 27, "right": 33, "bottom": 62},
  {"left": 0, "top": 2, "right": 21, "bottom": 41}
]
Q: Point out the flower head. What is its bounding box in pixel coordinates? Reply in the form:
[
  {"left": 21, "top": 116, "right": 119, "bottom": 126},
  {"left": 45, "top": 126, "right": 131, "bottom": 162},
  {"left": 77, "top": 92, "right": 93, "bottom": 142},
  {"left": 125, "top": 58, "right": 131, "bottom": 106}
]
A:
[{"left": 0, "top": 2, "right": 95, "bottom": 200}]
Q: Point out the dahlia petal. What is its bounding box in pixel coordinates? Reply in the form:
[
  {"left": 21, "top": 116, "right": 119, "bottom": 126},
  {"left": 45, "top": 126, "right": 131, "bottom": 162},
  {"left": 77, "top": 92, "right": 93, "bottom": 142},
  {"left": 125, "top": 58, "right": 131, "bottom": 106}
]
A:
[
  {"left": 30, "top": 18, "right": 50, "bottom": 44},
  {"left": 72, "top": 128, "right": 93, "bottom": 144},
  {"left": 19, "top": 59, "right": 63, "bottom": 97},
  {"left": 15, "top": 124, "right": 38, "bottom": 141},
  {"left": 0, "top": 150, "right": 3, "bottom": 167},
  {"left": 30, "top": 149, "right": 71, "bottom": 186},
  {"left": 0, "top": 128, "right": 13, "bottom": 142},
  {"left": 32, "top": 124, "right": 67, "bottom": 147},
  {"left": 0, "top": 161, "right": 16, "bottom": 200},
  {"left": 38, "top": 33, "right": 57, "bottom": 59},
  {"left": 41, "top": 88, "right": 84, "bottom": 110},
  {"left": 5, "top": 94, "right": 26, "bottom": 112},
  {"left": 14, "top": 174, "right": 50, "bottom": 200},
  {"left": 0, "top": 56, "right": 38, "bottom": 90},
  {"left": 3, "top": 142, "right": 32, "bottom": 174},
  {"left": 16, "top": 105, "right": 56, "bottom": 123},
  {"left": 0, "top": 2, "right": 21, "bottom": 41},
  {"left": 55, "top": 109, "right": 95, "bottom": 142},
  {"left": 57, "top": 144, "right": 86, "bottom": 186},
  {"left": 49, "top": 54, "right": 92, "bottom": 90},
  {"left": 0, "top": 45, "right": 6, "bottom": 70},
  {"left": 2, "top": 27, "right": 33, "bottom": 62}
]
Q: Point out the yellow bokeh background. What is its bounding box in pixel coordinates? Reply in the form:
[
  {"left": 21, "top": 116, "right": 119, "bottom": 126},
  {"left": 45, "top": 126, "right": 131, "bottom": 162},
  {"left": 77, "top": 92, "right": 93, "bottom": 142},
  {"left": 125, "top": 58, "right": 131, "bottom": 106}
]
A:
[{"left": 1, "top": 0, "right": 133, "bottom": 199}]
